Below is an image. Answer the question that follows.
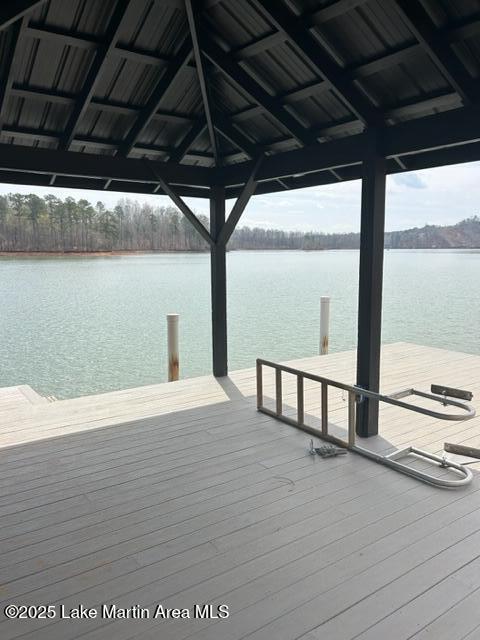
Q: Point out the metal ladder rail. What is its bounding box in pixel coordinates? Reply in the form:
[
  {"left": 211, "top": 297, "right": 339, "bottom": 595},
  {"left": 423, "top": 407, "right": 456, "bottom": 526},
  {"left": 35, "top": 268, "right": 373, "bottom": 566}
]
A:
[{"left": 256, "top": 359, "right": 474, "bottom": 488}]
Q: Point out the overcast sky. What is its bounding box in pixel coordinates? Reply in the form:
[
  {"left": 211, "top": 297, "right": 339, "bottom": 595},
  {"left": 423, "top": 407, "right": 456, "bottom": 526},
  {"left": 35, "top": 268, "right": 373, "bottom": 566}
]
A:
[{"left": 1, "top": 160, "right": 478, "bottom": 233}]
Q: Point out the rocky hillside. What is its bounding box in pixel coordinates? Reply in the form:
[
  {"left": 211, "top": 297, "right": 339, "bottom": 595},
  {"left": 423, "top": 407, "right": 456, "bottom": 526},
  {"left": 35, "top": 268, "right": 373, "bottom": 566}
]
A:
[
  {"left": 386, "top": 217, "right": 480, "bottom": 249},
  {"left": 231, "top": 216, "right": 480, "bottom": 250}
]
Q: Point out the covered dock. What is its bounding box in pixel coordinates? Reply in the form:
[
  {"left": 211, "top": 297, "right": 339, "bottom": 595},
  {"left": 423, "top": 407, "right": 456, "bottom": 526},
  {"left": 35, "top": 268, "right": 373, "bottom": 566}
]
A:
[
  {"left": 2, "top": 0, "right": 480, "bottom": 435},
  {"left": 2, "top": 0, "right": 480, "bottom": 638}
]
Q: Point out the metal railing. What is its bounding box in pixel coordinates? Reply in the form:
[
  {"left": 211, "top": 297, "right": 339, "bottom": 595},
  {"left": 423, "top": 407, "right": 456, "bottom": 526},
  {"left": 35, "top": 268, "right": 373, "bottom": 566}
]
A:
[{"left": 256, "top": 358, "right": 475, "bottom": 488}]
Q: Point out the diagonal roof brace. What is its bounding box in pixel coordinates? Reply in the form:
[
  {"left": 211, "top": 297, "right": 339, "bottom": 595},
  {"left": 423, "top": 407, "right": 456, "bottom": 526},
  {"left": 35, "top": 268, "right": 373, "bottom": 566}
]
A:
[
  {"left": 217, "top": 155, "right": 263, "bottom": 245},
  {"left": 146, "top": 160, "right": 214, "bottom": 246}
]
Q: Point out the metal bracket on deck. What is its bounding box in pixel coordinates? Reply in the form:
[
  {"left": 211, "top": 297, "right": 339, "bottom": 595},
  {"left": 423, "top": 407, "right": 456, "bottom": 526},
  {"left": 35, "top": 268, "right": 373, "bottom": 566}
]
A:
[{"left": 256, "top": 359, "right": 475, "bottom": 489}]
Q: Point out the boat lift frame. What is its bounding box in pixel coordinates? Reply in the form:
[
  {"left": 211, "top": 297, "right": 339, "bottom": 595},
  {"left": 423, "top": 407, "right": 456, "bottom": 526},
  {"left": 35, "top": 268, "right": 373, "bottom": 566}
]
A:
[{"left": 256, "top": 359, "right": 475, "bottom": 488}]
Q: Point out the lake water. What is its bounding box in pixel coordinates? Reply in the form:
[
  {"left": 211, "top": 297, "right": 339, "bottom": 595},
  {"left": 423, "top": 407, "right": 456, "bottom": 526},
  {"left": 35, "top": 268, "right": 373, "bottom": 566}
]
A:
[{"left": 1, "top": 250, "right": 479, "bottom": 399}]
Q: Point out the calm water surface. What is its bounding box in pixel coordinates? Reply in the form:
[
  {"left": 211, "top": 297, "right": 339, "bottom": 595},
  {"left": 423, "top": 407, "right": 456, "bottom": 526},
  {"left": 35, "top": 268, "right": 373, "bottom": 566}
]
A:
[{"left": 1, "top": 250, "right": 479, "bottom": 399}]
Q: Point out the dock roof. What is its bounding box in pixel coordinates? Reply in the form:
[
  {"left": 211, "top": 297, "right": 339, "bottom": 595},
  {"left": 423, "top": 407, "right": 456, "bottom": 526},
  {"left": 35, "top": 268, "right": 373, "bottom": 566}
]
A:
[{"left": 1, "top": 0, "right": 480, "bottom": 197}]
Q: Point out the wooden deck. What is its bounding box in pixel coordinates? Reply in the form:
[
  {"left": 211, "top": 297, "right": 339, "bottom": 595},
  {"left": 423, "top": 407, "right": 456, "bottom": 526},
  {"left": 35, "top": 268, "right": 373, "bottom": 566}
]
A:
[
  {"left": 1, "top": 342, "right": 480, "bottom": 640},
  {"left": 0, "top": 385, "right": 49, "bottom": 414}
]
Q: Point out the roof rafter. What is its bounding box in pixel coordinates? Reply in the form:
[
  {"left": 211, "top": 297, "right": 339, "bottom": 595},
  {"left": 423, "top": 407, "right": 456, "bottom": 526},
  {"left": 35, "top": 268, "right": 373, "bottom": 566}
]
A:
[
  {"left": 200, "top": 29, "right": 311, "bottom": 145},
  {"left": 0, "top": 0, "right": 45, "bottom": 30},
  {"left": 0, "top": 18, "right": 25, "bottom": 132},
  {"left": 118, "top": 38, "right": 192, "bottom": 157},
  {"left": 214, "top": 112, "right": 258, "bottom": 159},
  {"left": 0, "top": 16, "right": 28, "bottom": 133},
  {"left": 59, "top": 0, "right": 130, "bottom": 150},
  {"left": 391, "top": 0, "right": 480, "bottom": 105},
  {"left": 168, "top": 119, "right": 207, "bottom": 163},
  {"left": 185, "top": 0, "right": 220, "bottom": 165},
  {"left": 252, "top": 0, "right": 382, "bottom": 125}
]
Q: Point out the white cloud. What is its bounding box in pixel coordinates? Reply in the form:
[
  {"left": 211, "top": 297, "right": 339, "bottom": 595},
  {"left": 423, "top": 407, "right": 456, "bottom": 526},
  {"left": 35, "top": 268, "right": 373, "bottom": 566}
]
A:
[{"left": 392, "top": 173, "right": 427, "bottom": 189}]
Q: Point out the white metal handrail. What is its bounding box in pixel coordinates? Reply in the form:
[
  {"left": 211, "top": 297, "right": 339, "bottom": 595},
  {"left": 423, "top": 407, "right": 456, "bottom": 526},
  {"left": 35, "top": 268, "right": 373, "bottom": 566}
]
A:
[{"left": 256, "top": 359, "right": 475, "bottom": 488}]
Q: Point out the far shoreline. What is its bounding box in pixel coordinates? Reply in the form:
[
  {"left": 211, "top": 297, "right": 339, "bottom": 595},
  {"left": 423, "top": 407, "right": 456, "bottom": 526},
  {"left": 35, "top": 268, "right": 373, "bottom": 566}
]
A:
[
  {"left": 0, "top": 250, "right": 207, "bottom": 258},
  {"left": 0, "top": 247, "right": 478, "bottom": 258}
]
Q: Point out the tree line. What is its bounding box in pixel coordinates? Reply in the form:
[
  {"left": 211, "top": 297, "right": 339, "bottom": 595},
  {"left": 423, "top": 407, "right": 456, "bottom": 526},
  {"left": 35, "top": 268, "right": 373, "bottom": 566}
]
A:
[
  {"left": 0, "top": 193, "right": 360, "bottom": 252},
  {"left": 0, "top": 194, "right": 209, "bottom": 252},
  {"left": 1, "top": 192, "right": 478, "bottom": 252}
]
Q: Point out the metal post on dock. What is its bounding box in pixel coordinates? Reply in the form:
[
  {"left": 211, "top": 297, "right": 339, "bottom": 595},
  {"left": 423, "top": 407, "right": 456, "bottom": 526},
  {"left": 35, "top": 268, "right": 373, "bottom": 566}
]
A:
[
  {"left": 167, "top": 313, "right": 179, "bottom": 382},
  {"left": 320, "top": 296, "right": 330, "bottom": 355}
]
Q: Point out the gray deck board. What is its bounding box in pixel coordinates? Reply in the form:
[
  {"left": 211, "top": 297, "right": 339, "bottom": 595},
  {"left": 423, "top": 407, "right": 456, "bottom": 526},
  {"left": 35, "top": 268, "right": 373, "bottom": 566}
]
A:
[{"left": 0, "top": 343, "right": 479, "bottom": 639}]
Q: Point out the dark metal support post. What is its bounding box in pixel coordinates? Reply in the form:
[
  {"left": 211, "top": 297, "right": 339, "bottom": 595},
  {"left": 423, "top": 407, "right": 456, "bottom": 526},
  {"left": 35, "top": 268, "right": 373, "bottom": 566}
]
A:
[
  {"left": 356, "top": 131, "right": 386, "bottom": 437},
  {"left": 210, "top": 186, "right": 227, "bottom": 376}
]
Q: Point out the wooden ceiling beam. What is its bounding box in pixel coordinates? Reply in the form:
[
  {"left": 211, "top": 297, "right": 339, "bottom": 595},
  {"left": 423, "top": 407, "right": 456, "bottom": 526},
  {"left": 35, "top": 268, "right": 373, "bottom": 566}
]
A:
[
  {"left": 118, "top": 38, "right": 192, "bottom": 156},
  {"left": 0, "top": 142, "right": 212, "bottom": 187},
  {"left": 59, "top": 0, "right": 130, "bottom": 150},
  {"left": 214, "top": 112, "right": 259, "bottom": 158},
  {"left": 185, "top": 0, "right": 220, "bottom": 164},
  {"left": 0, "top": 18, "right": 27, "bottom": 134},
  {"left": 168, "top": 119, "right": 207, "bottom": 163}
]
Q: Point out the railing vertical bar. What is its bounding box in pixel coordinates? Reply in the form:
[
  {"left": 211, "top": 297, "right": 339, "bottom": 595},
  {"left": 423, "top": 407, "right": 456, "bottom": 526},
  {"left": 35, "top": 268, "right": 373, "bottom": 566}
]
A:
[
  {"left": 348, "top": 390, "right": 356, "bottom": 447},
  {"left": 256, "top": 360, "right": 263, "bottom": 410},
  {"left": 276, "top": 368, "right": 282, "bottom": 416},
  {"left": 297, "top": 375, "right": 304, "bottom": 425},
  {"left": 321, "top": 382, "right": 328, "bottom": 435}
]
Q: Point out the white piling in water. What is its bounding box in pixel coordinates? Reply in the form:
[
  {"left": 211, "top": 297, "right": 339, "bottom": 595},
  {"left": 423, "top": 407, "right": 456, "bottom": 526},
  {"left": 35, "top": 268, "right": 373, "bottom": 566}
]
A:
[
  {"left": 320, "top": 296, "right": 330, "bottom": 355},
  {"left": 167, "top": 313, "right": 179, "bottom": 381}
]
